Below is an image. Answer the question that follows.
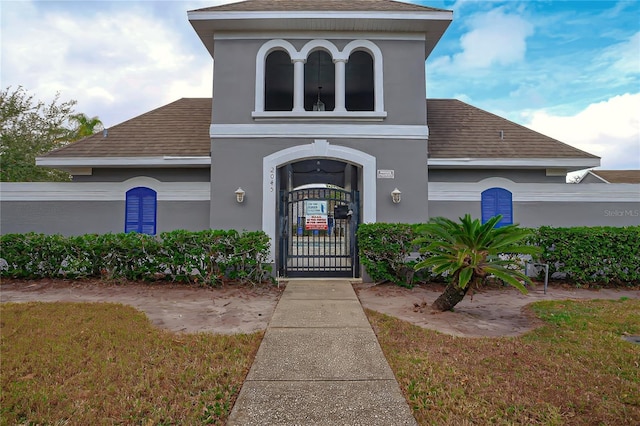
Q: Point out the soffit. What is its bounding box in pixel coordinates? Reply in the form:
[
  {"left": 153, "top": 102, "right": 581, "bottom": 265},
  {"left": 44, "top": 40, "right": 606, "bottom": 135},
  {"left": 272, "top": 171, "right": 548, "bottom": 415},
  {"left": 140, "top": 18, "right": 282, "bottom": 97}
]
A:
[{"left": 188, "top": 0, "right": 452, "bottom": 59}]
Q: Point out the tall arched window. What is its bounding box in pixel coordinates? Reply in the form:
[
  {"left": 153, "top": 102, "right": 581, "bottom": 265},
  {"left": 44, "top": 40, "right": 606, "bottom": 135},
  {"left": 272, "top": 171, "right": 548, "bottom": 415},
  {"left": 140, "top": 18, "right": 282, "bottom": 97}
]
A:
[
  {"left": 345, "top": 50, "right": 374, "bottom": 111},
  {"left": 481, "top": 187, "right": 512, "bottom": 228},
  {"left": 304, "top": 50, "right": 335, "bottom": 111},
  {"left": 265, "top": 50, "right": 293, "bottom": 111},
  {"left": 125, "top": 187, "right": 157, "bottom": 235}
]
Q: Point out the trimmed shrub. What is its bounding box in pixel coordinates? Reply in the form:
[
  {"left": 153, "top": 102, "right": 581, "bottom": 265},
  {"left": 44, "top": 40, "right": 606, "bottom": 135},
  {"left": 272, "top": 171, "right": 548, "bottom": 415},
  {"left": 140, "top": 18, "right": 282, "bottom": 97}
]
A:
[
  {"left": 0, "top": 230, "right": 273, "bottom": 285},
  {"left": 357, "top": 223, "right": 425, "bottom": 287},
  {"left": 528, "top": 226, "right": 640, "bottom": 286},
  {"left": 358, "top": 223, "right": 640, "bottom": 288}
]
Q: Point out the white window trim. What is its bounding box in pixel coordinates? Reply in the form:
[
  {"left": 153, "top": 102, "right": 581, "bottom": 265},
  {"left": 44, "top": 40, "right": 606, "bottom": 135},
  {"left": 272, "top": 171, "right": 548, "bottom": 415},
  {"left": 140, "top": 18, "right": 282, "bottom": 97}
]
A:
[{"left": 254, "top": 39, "right": 385, "bottom": 118}]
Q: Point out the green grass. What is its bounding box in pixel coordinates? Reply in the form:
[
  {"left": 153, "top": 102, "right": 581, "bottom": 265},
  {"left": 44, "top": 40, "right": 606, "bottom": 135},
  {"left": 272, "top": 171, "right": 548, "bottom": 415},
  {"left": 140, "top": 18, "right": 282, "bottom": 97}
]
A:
[
  {"left": 368, "top": 298, "right": 640, "bottom": 425},
  {"left": 1, "top": 302, "right": 262, "bottom": 425},
  {"left": 3, "top": 297, "right": 639, "bottom": 425}
]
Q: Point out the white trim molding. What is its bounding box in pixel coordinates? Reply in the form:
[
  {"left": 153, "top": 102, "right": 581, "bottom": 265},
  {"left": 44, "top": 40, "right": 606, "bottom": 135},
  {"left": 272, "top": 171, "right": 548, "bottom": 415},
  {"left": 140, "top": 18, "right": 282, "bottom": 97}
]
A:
[
  {"left": 262, "top": 139, "right": 376, "bottom": 262},
  {"left": 429, "top": 179, "right": 640, "bottom": 202},
  {"left": 428, "top": 157, "right": 600, "bottom": 172},
  {"left": 214, "top": 31, "right": 426, "bottom": 41},
  {"left": 36, "top": 156, "right": 212, "bottom": 168},
  {"left": 254, "top": 38, "right": 385, "bottom": 118},
  {"left": 0, "top": 179, "right": 211, "bottom": 202},
  {"left": 210, "top": 123, "right": 427, "bottom": 139}
]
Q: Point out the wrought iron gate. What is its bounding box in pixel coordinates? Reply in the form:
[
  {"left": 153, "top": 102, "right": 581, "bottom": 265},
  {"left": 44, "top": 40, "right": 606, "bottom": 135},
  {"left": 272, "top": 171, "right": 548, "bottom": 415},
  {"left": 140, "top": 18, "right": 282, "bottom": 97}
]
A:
[{"left": 279, "top": 187, "right": 359, "bottom": 278}]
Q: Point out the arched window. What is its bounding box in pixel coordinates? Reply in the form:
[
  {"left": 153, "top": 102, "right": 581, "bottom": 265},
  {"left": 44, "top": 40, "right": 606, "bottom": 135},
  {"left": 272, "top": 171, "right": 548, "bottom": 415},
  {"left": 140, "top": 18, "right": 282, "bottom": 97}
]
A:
[
  {"left": 304, "top": 50, "right": 335, "bottom": 111},
  {"left": 125, "top": 187, "right": 157, "bottom": 235},
  {"left": 481, "top": 187, "right": 512, "bottom": 228},
  {"left": 264, "top": 50, "right": 293, "bottom": 111},
  {"left": 345, "top": 50, "right": 374, "bottom": 111},
  {"left": 253, "top": 39, "right": 385, "bottom": 118}
]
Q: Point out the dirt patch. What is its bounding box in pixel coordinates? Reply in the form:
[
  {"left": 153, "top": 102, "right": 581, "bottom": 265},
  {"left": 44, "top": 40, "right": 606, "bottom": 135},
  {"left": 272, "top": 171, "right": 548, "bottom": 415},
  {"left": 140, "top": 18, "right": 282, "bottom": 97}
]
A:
[
  {"left": 354, "top": 281, "right": 640, "bottom": 337},
  {"left": 0, "top": 279, "right": 284, "bottom": 335},
  {"left": 2, "top": 279, "right": 638, "bottom": 337}
]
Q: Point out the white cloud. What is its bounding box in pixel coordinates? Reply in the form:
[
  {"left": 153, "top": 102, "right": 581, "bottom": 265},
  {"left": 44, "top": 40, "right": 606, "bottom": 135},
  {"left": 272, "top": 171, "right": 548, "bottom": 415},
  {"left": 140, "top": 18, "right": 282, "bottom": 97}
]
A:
[
  {"left": 524, "top": 93, "right": 640, "bottom": 171},
  {"left": 440, "top": 8, "right": 534, "bottom": 70},
  {"left": 592, "top": 31, "right": 640, "bottom": 83},
  {"left": 1, "top": 1, "right": 213, "bottom": 127}
]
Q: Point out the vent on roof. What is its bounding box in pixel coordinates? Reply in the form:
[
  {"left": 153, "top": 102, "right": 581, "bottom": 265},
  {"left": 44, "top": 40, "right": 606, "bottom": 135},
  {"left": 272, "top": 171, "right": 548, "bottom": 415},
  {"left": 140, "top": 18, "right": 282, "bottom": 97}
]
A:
[
  {"left": 103, "top": 129, "right": 108, "bottom": 138},
  {"left": 499, "top": 130, "right": 504, "bottom": 140}
]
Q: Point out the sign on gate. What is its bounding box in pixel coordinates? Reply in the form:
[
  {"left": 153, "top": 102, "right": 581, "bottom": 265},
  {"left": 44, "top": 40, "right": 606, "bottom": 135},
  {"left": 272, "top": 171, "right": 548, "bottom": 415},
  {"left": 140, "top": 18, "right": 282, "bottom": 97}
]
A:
[
  {"left": 305, "top": 214, "right": 328, "bottom": 230},
  {"left": 305, "top": 200, "right": 327, "bottom": 215}
]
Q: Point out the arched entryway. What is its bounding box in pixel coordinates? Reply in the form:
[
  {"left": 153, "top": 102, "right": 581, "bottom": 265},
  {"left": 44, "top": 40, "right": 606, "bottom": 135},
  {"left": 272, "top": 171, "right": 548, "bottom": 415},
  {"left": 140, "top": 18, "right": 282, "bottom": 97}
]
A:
[
  {"left": 262, "top": 140, "right": 376, "bottom": 278},
  {"left": 278, "top": 159, "right": 359, "bottom": 277}
]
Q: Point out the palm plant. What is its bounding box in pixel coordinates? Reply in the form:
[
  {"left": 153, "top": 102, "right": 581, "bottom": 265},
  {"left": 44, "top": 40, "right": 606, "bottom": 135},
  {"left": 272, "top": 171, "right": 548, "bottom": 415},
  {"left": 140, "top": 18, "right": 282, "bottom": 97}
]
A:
[
  {"left": 414, "top": 214, "right": 540, "bottom": 312},
  {"left": 68, "top": 113, "right": 103, "bottom": 140}
]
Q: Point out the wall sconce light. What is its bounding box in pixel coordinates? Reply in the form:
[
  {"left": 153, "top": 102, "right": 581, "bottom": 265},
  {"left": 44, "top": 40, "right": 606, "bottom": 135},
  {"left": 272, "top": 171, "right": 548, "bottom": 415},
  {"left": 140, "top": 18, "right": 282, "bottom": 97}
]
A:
[
  {"left": 391, "top": 188, "right": 402, "bottom": 204},
  {"left": 235, "top": 187, "right": 245, "bottom": 203}
]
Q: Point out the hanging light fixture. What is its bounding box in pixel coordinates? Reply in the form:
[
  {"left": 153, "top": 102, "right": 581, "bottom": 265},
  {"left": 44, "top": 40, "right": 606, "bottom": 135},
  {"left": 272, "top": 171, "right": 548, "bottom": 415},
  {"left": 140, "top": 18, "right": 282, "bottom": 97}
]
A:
[
  {"left": 313, "top": 53, "right": 325, "bottom": 111},
  {"left": 313, "top": 86, "right": 325, "bottom": 111}
]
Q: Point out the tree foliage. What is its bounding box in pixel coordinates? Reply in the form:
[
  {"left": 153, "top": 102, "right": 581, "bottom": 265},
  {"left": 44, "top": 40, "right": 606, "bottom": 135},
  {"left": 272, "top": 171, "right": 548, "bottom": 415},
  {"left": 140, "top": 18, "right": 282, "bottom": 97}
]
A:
[
  {"left": 0, "top": 86, "right": 102, "bottom": 182},
  {"left": 414, "top": 214, "right": 540, "bottom": 311},
  {"left": 68, "top": 112, "right": 103, "bottom": 140}
]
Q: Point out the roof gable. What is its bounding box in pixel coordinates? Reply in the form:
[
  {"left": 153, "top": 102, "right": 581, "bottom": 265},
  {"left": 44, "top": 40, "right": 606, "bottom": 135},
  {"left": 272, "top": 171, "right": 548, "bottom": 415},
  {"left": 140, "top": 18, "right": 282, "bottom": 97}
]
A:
[
  {"left": 426, "top": 99, "right": 599, "bottom": 160},
  {"left": 40, "top": 98, "right": 599, "bottom": 168},
  {"left": 191, "top": 0, "right": 449, "bottom": 13},
  {"left": 42, "top": 98, "right": 212, "bottom": 159},
  {"left": 587, "top": 170, "right": 640, "bottom": 184}
]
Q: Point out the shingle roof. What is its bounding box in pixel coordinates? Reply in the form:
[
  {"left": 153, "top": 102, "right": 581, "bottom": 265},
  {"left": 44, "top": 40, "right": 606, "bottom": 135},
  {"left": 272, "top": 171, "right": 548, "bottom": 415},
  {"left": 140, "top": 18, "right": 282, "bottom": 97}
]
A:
[
  {"left": 426, "top": 99, "right": 598, "bottom": 159},
  {"left": 191, "top": 0, "right": 448, "bottom": 13},
  {"left": 589, "top": 170, "right": 640, "bottom": 184},
  {"left": 43, "top": 98, "right": 212, "bottom": 158},
  {"left": 41, "top": 98, "right": 598, "bottom": 161}
]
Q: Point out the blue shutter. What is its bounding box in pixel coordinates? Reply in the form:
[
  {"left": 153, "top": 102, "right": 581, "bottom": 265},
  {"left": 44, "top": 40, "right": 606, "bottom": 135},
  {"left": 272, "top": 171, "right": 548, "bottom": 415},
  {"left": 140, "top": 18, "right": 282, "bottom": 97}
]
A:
[
  {"left": 125, "top": 187, "right": 157, "bottom": 235},
  {"left": 481, "top": 188, "right": 513, "bottom": 228}
]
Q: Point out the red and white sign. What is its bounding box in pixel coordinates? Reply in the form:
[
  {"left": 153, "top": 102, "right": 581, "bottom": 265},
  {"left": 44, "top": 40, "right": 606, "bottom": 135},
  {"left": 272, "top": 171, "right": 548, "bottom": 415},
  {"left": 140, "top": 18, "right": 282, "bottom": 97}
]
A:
[{"left": 305, "top": 215, "right": 328, "bottom": 230}]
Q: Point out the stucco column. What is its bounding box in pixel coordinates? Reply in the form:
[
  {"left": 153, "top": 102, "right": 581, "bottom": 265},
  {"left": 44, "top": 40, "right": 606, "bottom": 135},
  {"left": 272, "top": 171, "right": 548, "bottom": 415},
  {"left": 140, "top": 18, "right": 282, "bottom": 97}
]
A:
[
  {"left": 333, "top": 58, "right": 347, "bottom": 112},
  {"left": 292, "top": 59, "right": 306, "bottom": 112}
]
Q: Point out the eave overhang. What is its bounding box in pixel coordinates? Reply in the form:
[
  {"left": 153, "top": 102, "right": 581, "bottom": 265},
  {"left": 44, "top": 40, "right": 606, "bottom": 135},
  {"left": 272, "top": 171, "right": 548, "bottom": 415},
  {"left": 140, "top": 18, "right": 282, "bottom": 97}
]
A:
[
  {"left": 36, "top": 156, "right": 212, "bottom": 169},
  {"left": 188, "top": 10, "right": 453, "bottom": 59},
  {"left": 428, "top": 157, "right": 601, "bottom": 173}
]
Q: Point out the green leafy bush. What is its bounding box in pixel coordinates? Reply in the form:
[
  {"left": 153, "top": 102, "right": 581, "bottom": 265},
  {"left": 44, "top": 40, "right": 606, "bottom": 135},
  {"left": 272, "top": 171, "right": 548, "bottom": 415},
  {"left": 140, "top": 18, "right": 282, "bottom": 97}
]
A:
[
  {"left": 0, "top": 230, "right": 272, "bottom": 285},
  {"left": 358, "top": 223, "right": 639, "bottom": 288},
  {"left": 357, "top": 223, "right": 429, "bottom": 287},
  {"left": 529, "top": 226, "right": 640, "bottom": 286}
]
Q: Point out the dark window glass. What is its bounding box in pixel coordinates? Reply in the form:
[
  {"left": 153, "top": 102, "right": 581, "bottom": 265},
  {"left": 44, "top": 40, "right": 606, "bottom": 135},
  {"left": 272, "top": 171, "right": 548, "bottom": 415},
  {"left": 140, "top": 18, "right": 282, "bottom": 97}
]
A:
[
  {"left": 265, "top": 50, "right": 294, "bottom": 111},
  {"left": 345, "top": 51, "right": 374, "bottom": 111},
  {"left": 304, "top": 50, "right": 335, "bottom": 111}
]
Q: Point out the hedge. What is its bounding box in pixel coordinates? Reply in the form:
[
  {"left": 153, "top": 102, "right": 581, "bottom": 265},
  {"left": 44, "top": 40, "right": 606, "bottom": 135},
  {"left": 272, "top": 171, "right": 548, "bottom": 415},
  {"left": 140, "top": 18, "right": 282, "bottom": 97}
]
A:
[
  {"left": 356, "top": 223, "right": 424, "bottom": 287},
  {"left": 0, "top": 230, "right": 273, "bottom": 285},
  {"left": 358, "top": 223, "right": 640, "bottom": 288},
  {"left": 529, "top": 226, "right": 640, "bottom": 285}
]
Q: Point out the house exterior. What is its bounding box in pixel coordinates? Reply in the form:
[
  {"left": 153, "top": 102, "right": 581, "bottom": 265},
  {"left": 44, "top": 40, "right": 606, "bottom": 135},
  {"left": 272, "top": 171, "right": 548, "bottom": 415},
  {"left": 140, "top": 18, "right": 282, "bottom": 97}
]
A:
[
  {"left": 2, "top": 0, "right": 638, "bottom": 278},
  {"left": 578, "top": 170, "right": 640, "bottom": 184}
]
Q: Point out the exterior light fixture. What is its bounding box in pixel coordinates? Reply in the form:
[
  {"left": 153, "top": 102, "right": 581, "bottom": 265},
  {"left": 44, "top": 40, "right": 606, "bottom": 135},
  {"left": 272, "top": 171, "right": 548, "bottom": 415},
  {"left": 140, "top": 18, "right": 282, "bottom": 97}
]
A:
[
  {"left": 235, "top": 187, "right": 245, "bottom": 203},
  {"left": 391, "top": 188, "right": 402, "bottom": 204}
]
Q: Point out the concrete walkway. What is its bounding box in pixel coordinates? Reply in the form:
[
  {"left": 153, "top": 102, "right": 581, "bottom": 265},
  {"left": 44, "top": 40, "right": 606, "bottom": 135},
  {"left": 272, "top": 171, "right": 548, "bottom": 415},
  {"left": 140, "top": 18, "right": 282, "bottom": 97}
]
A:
[{"left": 227, "top": 279, "right": 417, "bottom": 425}]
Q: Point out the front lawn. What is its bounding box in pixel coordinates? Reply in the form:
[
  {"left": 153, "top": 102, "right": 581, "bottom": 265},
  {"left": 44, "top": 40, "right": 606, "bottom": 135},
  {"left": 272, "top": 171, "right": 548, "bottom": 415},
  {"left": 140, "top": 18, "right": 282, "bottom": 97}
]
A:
[
  {"left": 0, "top": 302, "right": 261, "bottom": 425},
  {"left": 368, "top": 298, "right": 640, "bottom": 425}
]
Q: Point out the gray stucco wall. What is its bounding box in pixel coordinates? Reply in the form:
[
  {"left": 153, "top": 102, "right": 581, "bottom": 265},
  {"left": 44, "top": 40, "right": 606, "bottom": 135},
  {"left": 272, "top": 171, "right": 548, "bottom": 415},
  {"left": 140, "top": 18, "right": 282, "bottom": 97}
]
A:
[
  {"left": 0, "top": 200, "right": 210, "bottom": 236},
  {"left": 209, "top": 137, "right": 429, "bottom": 230},
  {"left": 72, "top": 168, "right": 211, "bottom": 182},
  {"left": 211, "top": 37, "right": 427, "bottom": 126},
  {"left": 429, "top": 201, "right": 640, "bottom": 227},
  {"left": 428, "top": 169, "right": 566, "bottom": 183}
]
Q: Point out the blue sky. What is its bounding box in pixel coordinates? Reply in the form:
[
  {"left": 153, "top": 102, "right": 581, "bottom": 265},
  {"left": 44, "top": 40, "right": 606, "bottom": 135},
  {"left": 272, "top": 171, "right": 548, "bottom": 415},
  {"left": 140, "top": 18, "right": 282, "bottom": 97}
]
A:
[{"left": 2, "top": 0, "right": 639, "bottom": 177}]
